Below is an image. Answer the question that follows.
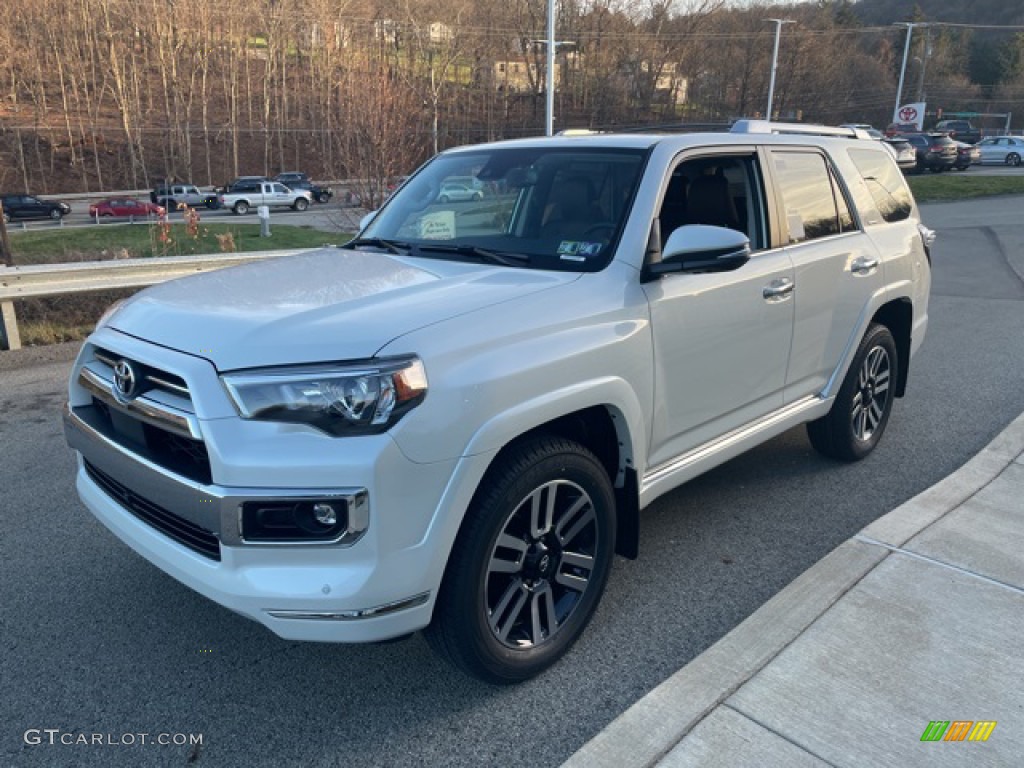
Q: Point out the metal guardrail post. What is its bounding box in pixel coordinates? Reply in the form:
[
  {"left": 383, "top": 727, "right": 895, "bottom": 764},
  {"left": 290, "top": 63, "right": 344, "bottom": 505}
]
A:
[{"left": 0, "top": 300, "right": 21, "bottom": 350}]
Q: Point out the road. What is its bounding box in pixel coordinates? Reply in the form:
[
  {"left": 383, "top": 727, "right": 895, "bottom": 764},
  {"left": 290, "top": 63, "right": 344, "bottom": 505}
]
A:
[{"left": 2, "top": 196, "right": 1023, "bottom": 768}]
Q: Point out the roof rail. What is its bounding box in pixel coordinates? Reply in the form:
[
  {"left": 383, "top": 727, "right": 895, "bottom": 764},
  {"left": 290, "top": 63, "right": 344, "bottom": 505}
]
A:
[{"left": 731, "top": 120, "right": 870, "bottom": 140}]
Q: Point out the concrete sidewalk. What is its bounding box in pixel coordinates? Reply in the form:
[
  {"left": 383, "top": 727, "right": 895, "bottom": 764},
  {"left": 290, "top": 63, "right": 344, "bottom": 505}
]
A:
[{"left": 564, "top": 412, "right": 1024, "bottom": 768}]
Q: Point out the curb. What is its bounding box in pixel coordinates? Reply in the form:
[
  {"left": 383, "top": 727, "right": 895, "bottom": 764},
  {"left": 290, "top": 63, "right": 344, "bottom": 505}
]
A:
[{"left": 562, "top": 410, "right": 1024, "bottom": 768}]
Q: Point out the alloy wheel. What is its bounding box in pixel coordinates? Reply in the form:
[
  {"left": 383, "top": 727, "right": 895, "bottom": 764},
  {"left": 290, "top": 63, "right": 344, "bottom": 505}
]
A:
[
  {"left": 484, "top": 479, "right": 598, "bottom": 649},
  {"left": 851, "top": 345, "right": 891, "bottom": 441}
]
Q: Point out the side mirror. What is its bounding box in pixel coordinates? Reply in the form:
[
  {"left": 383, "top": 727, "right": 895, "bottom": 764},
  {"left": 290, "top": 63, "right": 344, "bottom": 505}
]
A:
[{"left": 645, "top": 225, "right": 751, "bottom": 278}]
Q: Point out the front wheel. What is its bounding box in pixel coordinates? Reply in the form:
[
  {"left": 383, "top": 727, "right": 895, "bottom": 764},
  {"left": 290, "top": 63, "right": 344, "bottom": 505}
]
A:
[
  {"left": 807, "top": 323, "right": 897, "bottom": 462},
  {"left": 1007, "top": 153, "right": 1021, "bottom": 167},
  {"left": 317, "top": 191, "right": 331, "bottom": 204},
  {"left": 293, "top": 198, "right": 309, "bottom": 212},
  {"left": 49, "top": 208, "right": 62, "bottom": 220},
  {"left": 425, "top": 436, "right": 616, "bottom": 683},
  {"left": 233, "top": 201, "right": 250, "bottom": 215}
]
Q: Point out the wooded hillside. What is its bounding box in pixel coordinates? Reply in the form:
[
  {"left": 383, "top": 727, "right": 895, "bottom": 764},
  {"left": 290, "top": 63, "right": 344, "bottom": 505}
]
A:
[{"left": 3, "top": 0, "right": 1023, "bottom": 199}]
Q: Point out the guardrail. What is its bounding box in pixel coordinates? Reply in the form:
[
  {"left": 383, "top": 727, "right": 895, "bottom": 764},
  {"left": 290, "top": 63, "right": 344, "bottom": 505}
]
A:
[{"left": 0, "top": 249, "right": 309, "bottom": 351}]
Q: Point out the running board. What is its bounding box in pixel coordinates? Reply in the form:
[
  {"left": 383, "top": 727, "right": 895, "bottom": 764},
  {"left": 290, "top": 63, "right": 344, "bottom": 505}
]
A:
[{"left": 640, "top": 395, "right": 827, "bottom": 506}]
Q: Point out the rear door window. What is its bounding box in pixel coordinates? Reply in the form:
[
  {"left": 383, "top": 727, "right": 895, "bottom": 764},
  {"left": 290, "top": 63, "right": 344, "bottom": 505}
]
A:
[
  {"left": 770, "top": 151, "right": 852, "bottom": 243},
  {"left": 847, "top": 148, "right": 913, "bottom": 223}
]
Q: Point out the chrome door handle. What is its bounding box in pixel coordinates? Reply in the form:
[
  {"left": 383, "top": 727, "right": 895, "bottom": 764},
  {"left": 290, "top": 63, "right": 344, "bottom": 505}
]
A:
[
  {"left": 763, "top": 278, "right": 794, "bottom": 303},
  {"left": 851, "top": 256, "right": 879, "bottom": 275}
]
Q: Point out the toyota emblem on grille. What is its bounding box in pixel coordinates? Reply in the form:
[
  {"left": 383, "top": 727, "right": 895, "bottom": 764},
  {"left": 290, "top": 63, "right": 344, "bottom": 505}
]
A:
[{"left": 112, "top": 359, "right": 139, "bottom": 401}]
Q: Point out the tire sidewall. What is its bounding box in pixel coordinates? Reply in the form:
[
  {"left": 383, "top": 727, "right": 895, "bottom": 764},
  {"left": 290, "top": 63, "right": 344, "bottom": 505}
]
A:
[{"left": 444, "top": 440, "right": 616, "bottom": 682}]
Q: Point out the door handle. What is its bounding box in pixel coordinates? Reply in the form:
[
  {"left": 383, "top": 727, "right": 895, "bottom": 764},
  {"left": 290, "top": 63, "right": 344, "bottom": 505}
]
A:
[
  {"left": 851, "top": 256, "right": 879, "bottom": 275},
  {"left": 763, "top": 278, "right": 795, "bottom": 303}
]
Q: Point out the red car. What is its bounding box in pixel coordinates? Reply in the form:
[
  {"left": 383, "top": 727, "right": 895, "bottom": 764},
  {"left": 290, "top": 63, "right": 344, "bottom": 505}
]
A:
[{"left": 88, "top": 197, "right": 165, "bottom": 218}]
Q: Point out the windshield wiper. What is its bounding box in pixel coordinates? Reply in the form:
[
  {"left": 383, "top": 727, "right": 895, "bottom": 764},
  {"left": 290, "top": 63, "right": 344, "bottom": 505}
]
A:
[
  {"left": 417, "top": 243, "right": 531, "bottom": 267},
  {"left": 344, "top": 237, "right": 411, "bottom": 255}
]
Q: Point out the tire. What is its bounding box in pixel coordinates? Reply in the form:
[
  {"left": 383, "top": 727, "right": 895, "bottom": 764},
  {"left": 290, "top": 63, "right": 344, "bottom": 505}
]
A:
[
  {"left": 439, "top": 195, "right": 449, "bottom": 203},
  {"left": 293, "top": 198, "right": 309, "bottom": 212},
  {"left": 233, "top": 201, "right": 250, "bottom": 215},
  {"left": 807, "top": 323, "right": 897, "bottom": 462},
  {"left": 1007, "top": 153, "right": 1021, "bottom": 167},
  {"left": 473, "top": 192, "right": 483, "bottom": 201},
  {"left": 317, "top": 191, "right": 330, "bottom": 204},
  {"left": 425, "top": 436, "right": 616, "bottom": 684},
  {"left": 49, "top": 208, "right": 62, "bottom": 220}
]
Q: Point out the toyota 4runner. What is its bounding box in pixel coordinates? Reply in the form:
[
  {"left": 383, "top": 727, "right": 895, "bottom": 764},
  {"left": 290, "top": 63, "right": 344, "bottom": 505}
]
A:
[{"left": 65, "top": 121, "right": 932, "bottom": 683}]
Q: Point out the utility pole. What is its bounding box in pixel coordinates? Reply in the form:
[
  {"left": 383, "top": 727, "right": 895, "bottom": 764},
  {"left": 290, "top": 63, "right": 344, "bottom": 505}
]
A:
[{"left": 766, "top": 19, "right": 794, "bottom": 121}]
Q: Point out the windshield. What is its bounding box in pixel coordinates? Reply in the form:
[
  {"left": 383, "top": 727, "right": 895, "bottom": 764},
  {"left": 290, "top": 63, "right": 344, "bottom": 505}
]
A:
[{"left": 358, "top": 146, "right": 648, "bottom": 271}]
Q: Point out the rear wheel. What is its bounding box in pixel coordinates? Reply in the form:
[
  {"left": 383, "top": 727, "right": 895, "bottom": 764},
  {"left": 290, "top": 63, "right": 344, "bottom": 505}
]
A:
[
  {"left": 807, "top": 323, "right": 897, "bottom": 462},
  {"left": 425, "top": 436, "right": 616, "bottom": 683}
]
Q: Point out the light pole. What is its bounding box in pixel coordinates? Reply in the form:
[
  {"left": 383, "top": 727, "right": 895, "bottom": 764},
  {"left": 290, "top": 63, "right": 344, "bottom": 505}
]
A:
[
  {"left": 766, "top": 19, "right": 794, "bottom": 121},
  {"left": 546, "top": 0, "right": 555, "bottom": 136}
]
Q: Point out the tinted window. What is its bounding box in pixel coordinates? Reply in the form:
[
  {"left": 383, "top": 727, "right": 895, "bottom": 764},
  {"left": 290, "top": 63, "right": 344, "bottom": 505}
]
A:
[
  {"left": 658, "top": 153, "right": 768, "bottom": 250},
  {"left": 848, "top": 148, "right": 913, "bottom": 223},
  {"left": 772, "top": 152, "right": 846, "bottom": 243}
]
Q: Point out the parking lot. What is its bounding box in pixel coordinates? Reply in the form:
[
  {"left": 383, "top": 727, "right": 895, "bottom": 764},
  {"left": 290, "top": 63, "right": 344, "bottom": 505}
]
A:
[{"left": 2, "top": 194, "right": 1023, "bottom": 766}]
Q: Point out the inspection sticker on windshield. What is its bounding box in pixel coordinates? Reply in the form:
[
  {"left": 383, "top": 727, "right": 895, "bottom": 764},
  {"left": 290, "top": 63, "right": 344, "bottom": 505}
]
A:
[
  {"left": 558, "top": 241, "right": 602, "bottom": 261},
  {"left": 419, "top": 211, "right": 456, "bottom": 240}
]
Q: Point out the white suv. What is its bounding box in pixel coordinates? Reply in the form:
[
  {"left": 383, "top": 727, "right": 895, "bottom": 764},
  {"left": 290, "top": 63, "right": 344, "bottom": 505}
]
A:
[{"left": 64, "top": 121, "right": 931, "bottom": 683}]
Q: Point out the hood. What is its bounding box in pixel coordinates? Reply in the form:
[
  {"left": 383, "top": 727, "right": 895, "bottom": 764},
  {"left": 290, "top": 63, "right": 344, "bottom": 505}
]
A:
[{"left": 107, "top": 247, "right": 578, "bottom": 370}]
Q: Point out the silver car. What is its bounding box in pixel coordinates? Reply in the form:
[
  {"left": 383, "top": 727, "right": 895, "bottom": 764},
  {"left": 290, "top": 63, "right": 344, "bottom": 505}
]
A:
[{"left": 976, "top": 136, "right": 1024, "bottom": 166}]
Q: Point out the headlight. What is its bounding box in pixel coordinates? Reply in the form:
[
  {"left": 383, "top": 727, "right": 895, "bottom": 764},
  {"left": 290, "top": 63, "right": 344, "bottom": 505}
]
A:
[{"left": 221, "top": 357, "right": 427, "bottom": 436}]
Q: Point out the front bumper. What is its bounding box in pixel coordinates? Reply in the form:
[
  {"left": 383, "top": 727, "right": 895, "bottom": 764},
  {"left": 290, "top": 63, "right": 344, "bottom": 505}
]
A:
[{"left": 63, "top": 393, "right": 462, "bottom": 643}]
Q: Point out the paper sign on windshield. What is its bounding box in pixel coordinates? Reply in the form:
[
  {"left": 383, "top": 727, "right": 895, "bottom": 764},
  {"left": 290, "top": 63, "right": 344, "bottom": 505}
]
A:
[{"left": 419, "top": 211, "right": 456, "bottom": 240}]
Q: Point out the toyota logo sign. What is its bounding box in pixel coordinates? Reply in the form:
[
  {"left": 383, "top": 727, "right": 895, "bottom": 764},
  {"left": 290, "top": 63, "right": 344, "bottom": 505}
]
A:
[
  {"left": 899, "top": 106, "right": 918, "bottom": 122},
  {"left": 113, "top": 359, "right": 139, "bottom": 402}
]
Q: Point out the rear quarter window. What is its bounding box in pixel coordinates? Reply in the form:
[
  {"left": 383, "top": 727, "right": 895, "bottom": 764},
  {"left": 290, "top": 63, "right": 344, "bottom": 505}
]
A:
[{"left": 847, "top": 148, "right": 913, "bottom": 223}]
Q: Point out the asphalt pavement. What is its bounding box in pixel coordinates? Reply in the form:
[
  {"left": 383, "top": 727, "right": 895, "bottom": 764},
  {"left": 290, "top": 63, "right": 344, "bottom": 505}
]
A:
[{"left": 1, "top": 195, "right": 1023, "bottom": 767}]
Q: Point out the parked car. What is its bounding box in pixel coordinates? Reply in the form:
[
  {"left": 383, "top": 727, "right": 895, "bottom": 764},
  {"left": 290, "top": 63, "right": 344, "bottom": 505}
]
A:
[
  {"left": 885, "top": 122, "right": 919, "bottom": 137},
  {"left": 89, "top": 198, "right": 165, "bottom": 218},
  {"left": 437, "top": 182, "right": 483, "bottom": 202},
  {"left": 882, "top": 138, "right": 917, "bottom": 172},
  {"left": 840, "top": 123, "right": 883, "bottom": 139},
  {"left": 0, "top": 194, "right": 70, "bottom": 223},
  {"left": 975, "top": 136, "right": 1024, "bottom": 167},
  {"left": 65, "top": 121, "right": 932, "bottom": 683},
  {"left": 934, "top": 119, "right": 981, "bottom": 144},
  {"left": 274, "top": 172, "right": 333, "bottom": 204},
  {"left": 952, "top": 141, "right": 981, "bottom": 171},
  {"left": 903, "top": 133, "right": 958, "bottom": 173},
  {"left": 222, "top": 176, "right": 269, "bottom": 193},
  {"left": 150, "top": 184, "right": 220, "bottom": 211}
]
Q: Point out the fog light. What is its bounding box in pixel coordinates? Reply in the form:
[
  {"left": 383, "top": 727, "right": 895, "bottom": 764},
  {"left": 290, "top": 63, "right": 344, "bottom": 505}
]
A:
[{"left": 313, "top": 503, "right": 338, "bottom": 526}]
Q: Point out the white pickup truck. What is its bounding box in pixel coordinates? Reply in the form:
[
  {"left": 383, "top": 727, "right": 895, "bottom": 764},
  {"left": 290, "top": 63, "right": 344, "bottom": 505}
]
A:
[
  {"left": 65, "top": 122, "right": 931, "bottom": 683},
  {"left": 219, "top": 180, "right": 312, "bottom": 215}
]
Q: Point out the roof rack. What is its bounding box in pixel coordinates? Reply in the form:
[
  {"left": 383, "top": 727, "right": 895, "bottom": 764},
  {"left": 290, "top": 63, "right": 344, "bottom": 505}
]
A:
[{"left": 730, "top": 120, "right": 870, "bottom": 140}]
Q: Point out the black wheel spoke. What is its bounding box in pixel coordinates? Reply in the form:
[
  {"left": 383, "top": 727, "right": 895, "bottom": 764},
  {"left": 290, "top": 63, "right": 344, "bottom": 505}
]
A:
[{"left": 489, "top": 579, "right": 529, "bottom": 642}]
